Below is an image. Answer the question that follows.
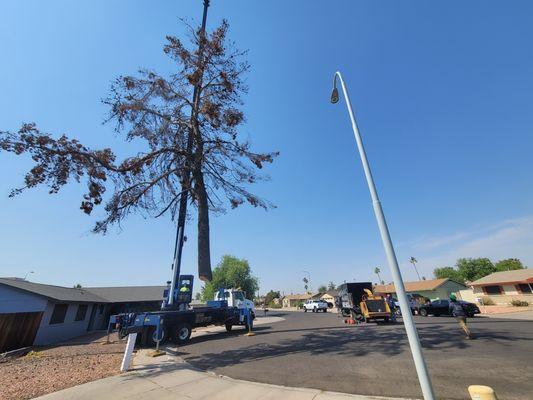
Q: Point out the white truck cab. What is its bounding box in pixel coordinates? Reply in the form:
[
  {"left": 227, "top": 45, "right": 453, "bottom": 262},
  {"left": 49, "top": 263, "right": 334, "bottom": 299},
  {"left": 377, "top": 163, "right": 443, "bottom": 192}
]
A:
[
  {"left": 303, "top": 299, "right": 328, "bottom": 312},
  {"left": 215, "top": 289, "right": 256, "bottom": 318}
]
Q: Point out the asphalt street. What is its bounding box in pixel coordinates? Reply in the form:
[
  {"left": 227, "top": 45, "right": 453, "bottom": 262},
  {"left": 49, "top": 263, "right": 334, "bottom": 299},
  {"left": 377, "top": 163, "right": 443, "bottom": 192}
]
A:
[{"left": 176, "top": 311, "right": 533, "bottom": 400}]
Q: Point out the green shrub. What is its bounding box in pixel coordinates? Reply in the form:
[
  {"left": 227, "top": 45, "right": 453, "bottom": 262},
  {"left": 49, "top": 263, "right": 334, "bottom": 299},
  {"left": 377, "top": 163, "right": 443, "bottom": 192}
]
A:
[
  {"left": 269, "top": 303, "right": 282, "bottom": 309},
  {"left": 510, "top": 299, "right": 529, "bottom": 307},
  {"left": 481, "top": 296, "right": 495, "bottom": 305}
]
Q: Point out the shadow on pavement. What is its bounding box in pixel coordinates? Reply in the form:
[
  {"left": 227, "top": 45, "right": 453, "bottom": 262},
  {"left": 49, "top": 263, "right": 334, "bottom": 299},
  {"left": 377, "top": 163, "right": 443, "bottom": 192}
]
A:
[{"left": 182, "top": 324, "right": 530, "bottom": 370}]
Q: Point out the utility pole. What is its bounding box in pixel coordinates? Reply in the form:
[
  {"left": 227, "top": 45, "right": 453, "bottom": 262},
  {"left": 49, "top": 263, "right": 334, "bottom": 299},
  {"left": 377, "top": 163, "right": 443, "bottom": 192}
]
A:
[{"left": 168, "top": 0, "right": 210, "bottom": 306}]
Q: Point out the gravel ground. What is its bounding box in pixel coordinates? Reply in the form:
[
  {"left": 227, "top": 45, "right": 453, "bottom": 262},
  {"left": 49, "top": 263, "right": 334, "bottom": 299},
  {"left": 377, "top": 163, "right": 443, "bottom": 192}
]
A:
[{"left": 0, "top": 332, "right": 125, "bottom": 400}]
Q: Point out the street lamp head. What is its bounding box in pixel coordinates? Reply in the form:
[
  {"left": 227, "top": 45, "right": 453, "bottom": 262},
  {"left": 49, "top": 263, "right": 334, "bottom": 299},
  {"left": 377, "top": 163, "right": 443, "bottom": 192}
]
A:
[
  {"left": 331, "top": 72, "right": 340, "bottom": 104},
  {"left": 330, "top": 87, "right": 339, "bottom": 104}
]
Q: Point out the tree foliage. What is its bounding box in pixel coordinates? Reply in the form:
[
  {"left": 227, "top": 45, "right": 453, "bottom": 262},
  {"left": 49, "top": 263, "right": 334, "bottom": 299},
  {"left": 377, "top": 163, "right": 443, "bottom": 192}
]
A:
[
  {"left": 327, "top": 281, "right": 336, "bottom": 291},
  {"left": 495, "top": 258, "right": 524, "bottom": 272},
  {"left": 0, "top": 20, "right": 278, "bottom": 280},
  {"left": 302, "top": 277, "right": 309, "bottom": 293},
  {"left": 374, "top": 267, "right": 383, "bottom": 284},
  {"left": 456, "top": 258, "right": 496, "bottom": 282},
  {"left": 433, "top": 257, "right": 525, "bottom": 284},
  {"left": 264, "top": 290, "right": 280, "bottom": 306},
  {"left": 433, "top": 266, "right": 465, "bottom": 284},
  {"left": 317, "top": 285, "right": 327, "bottom": 293},
  {"left": 201, "top": 255, "right": 259, "bottom": 301}
]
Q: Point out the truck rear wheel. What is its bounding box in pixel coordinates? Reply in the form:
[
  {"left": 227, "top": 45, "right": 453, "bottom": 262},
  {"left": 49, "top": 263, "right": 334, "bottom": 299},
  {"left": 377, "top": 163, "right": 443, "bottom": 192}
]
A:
[
  {"left": 173, "top": 323, "right": 192, "bottom": 344},
  {"left": 147, "top": 327, "right": 167, "bottom": 347}
]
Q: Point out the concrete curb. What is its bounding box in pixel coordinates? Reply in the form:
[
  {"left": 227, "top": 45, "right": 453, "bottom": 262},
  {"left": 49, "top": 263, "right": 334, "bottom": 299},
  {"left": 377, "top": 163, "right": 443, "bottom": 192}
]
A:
[{"left": 139, "top": 347, "right": 414, "bottom": 400}]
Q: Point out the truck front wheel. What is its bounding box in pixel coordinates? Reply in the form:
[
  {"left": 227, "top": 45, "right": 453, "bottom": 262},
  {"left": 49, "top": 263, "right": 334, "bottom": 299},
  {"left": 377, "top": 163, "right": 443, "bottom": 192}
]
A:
[
  {"left": 173, "top": 323, "right": 192, "bottom": 344},
  {"left": 147, "top": 327, "right": 167, "bottom": 347}
]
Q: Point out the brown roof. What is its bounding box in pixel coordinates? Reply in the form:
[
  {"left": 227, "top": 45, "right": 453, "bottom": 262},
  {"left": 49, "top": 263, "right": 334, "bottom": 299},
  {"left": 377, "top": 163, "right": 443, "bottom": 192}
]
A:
[
  {"left": 0, "top": 278, "right": 106, "bottom": 303},
  {"left": 374, "top": 278, "right": 464, "bottom": 293},
  {"left": 471, "top": 269, "right": 533, "bottom": 286},
  {"left": 0, "top": 278, "right": 165, "bottom": 303}
]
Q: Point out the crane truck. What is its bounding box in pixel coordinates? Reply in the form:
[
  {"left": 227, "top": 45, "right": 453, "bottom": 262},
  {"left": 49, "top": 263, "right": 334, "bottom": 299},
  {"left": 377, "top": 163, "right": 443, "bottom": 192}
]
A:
[{"left": 110, "top": 275, "right": 255, "bottom": 346}]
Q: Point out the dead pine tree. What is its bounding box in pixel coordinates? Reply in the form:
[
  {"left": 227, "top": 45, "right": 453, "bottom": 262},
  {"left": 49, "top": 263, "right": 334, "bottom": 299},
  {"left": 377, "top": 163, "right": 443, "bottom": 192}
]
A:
[{"left": 0, "top": 5, "right": 278, "bottom": 281}]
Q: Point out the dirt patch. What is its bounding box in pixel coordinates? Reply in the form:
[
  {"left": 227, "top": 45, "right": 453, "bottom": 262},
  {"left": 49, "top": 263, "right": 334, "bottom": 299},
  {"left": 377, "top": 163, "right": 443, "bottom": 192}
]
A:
[{"left": 0, "top": 332, "right": 125, "bottom": 400}]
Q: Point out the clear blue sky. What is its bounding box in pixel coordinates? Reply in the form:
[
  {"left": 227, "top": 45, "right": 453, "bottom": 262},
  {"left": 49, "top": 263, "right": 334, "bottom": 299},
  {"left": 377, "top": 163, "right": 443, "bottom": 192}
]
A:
[{"left": 1, "top": 1, "right": 532, "bottom": 295}]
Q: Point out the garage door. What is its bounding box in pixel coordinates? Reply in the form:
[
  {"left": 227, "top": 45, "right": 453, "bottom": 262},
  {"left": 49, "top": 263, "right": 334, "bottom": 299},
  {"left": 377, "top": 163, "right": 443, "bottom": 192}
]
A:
[{"left": 0, "top": 312, "right": 43, "bottom": 353}]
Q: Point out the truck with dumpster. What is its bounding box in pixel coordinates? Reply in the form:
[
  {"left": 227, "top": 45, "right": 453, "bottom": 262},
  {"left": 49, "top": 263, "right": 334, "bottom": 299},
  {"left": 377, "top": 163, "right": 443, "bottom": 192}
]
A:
[{"left": 338, "top": 282, "right": 392, "bottom": 323}]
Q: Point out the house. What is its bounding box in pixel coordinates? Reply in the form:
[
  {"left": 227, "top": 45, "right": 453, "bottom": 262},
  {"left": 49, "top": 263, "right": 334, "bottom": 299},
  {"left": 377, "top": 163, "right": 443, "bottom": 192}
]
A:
[
  {"left": 311, "top": 290, "right": 339, "bottom": 306},
  {"left": 0, "top": 277, "right": 165, "bottom": 353},
  {"left": 282, "top": 293, "right": 313, "bottom": 308},
  {"left": 374, "top": 278, "right": 467, "bottom": 300},
  {"left": 470, "top": 269, "right": 533, "bottom": 305}
]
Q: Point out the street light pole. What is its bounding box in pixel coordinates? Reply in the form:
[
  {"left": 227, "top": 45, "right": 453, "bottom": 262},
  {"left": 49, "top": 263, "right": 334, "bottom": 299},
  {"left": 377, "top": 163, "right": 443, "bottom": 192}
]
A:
[
  {"left": 23, "top": 270, "right": 34, "bottom": 280},
  {"left": 330, "top": 71, "right": 435, "bottom": 400}
]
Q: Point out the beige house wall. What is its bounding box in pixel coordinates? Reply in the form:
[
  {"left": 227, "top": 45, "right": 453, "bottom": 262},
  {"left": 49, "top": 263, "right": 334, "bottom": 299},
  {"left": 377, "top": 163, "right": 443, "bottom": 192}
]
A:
[
  {"left": 472, "top": 284, "right": 532, "bottom": 305},
  {"left": 482, "top": 293, "right": 532, "bottom": 305},
  {"left": 457, "top": 289, "right": 477, "bottom": 303},
  {"left": 282, "top": 297, "right": 309, "bottom": 308},
  {"left": 320, "top": 293, "right": 335, "bottom": 304}
]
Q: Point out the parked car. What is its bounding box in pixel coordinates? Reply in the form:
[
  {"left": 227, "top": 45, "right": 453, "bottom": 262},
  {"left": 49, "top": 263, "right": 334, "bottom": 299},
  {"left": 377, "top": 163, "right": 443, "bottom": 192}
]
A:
[
  {"left": 418, "top": 299, "right": 480, "bottom": 318},
  {"left": 303, "top": 299, "right": 328, "bottom": 312},
  {"left": 393, "top": 294, "right": 421, "bottom": 315}
]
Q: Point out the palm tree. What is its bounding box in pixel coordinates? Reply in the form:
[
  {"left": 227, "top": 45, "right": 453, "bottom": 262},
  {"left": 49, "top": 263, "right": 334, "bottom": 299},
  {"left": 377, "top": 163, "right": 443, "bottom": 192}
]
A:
[
  {"left": 374, "top": 267, "right": 383, "bottom": 284},
  {"left": 410, "top": 257, "right": 421, "bottom": 280}
]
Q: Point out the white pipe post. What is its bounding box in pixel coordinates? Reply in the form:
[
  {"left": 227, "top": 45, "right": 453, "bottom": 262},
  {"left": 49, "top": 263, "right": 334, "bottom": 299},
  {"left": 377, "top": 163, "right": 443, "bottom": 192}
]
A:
[
  {"left": 120, "top": 332, "right": 137, "bottom": 372},
  {"left": 332, "top": 71, "right": 436, "bottom": 400}
]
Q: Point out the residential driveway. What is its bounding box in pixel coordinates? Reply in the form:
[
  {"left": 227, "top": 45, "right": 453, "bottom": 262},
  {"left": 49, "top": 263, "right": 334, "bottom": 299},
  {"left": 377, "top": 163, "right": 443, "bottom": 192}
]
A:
[{"left": 175, "top": 311, "right": 533, "bottom": 400}]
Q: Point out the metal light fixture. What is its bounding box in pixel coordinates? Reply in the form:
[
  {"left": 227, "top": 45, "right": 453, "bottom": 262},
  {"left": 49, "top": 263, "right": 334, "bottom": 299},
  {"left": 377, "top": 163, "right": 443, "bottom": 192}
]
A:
[
  {"left": 330, "top": 71, "right": 435, "bottom": 400},
  {"left": 23, "top": 270, "right": 34, "bottom": 280},
  {"left": 330, "top": 87, "right": 339, "bottom": 104}
]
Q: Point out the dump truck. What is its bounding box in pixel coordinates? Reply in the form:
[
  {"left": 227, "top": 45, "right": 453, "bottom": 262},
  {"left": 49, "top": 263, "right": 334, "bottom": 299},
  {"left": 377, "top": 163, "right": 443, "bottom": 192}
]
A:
[{"left": 338, "top": 282, "right": 391, "bottom": 323}]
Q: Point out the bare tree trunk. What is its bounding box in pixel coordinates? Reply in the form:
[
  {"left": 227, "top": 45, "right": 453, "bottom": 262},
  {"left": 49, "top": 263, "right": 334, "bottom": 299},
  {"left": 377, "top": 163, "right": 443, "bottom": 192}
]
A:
[{"left": 194, "top": 166, "right": 212, "bottom": 282}]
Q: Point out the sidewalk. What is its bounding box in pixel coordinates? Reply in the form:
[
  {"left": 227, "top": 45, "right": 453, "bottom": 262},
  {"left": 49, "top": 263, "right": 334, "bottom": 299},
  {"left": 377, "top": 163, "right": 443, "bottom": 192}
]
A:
[
  {"left": 479, "top": 305, "right": 533, "bottom": 315},
  {"left": 34, "top": 348, "right": 409, "bottom": 400},
  {"left": 479, "top": 310, "right": 533, "bottom": 320}
]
